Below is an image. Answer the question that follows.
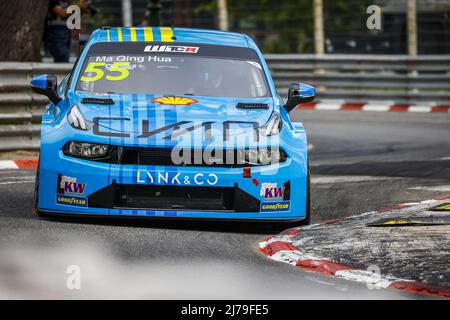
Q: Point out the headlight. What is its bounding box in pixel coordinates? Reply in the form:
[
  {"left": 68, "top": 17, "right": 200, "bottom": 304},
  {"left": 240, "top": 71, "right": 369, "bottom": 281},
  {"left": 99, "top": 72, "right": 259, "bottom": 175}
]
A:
[
  {"left": 67, "top": 105, "right": 93, "bottom": 130},
  {"left": 64, "top": 141, "right": 110, "bottom": 159},
  {"left": 242, "top": 147, "right": 286, "bottom": 165},
  {"left": 259, "top": 112, "right": 282, "bottom": 136}
]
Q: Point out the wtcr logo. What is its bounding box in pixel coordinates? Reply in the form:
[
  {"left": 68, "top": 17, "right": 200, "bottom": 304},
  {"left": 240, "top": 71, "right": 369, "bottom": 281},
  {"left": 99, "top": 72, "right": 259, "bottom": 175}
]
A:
[{"left": 144, "top": 45, "right": 199, "bottom": 53}]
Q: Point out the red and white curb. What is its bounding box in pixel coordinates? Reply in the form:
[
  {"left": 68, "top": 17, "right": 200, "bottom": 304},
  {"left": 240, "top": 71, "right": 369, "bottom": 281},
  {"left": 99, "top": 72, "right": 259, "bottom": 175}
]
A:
[
  {"left": 298, "top": 101, "right": 450, "bottom": 113},
  {"left": 0, "top": 159, "right": 38, "bottom": 170},
  {"left": 259, "top": 196, "right": 450, "bottom": 298}
]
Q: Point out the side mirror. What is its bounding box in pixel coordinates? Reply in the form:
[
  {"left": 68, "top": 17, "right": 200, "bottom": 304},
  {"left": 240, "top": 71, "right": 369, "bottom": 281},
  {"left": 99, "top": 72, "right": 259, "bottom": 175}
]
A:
[
  {"left": 284, "top": 83, "right": 315, "bottom": 112},
  {"left": 30, "top": 74, "right": 61, "bottom": 105}
]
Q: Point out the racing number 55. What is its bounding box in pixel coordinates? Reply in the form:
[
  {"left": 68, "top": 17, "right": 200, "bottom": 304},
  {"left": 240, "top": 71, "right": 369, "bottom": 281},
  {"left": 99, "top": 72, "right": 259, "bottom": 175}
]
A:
[{"left": 81, "top": 62, "right": 130, "bottom": 82}]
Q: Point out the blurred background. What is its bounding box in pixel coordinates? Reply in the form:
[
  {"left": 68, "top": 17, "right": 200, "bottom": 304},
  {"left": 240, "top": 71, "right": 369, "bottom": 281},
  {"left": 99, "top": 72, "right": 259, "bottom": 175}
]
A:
[
  {"left": 86, "top": 0, "right": 450, "bottom": 55},
  {"left": 0, "top": 0, "right": 449, "bottom": 151},
  {"left": 1, "top": 0, "right": 450, "bottom": 63},
  {"left": 0, "top": 1, "right": 449, "bottom": 300}
]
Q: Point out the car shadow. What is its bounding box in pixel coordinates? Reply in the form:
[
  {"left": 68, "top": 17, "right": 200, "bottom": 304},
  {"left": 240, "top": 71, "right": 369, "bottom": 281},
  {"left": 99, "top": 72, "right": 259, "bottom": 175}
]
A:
[{"left": 39, "top": 213, "right": 292, "bottom": 235}]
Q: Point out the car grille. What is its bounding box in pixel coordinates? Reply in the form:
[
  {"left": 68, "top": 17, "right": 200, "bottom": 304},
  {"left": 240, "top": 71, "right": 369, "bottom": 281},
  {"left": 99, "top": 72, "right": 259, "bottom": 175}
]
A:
[
  {"left": 88, "top": 183, "right": 262, "bottom": 212},
  {"left": 114, "top": 185, "right": 235, "bottom": 211},
  {"left": 120, "top": 147, "right": 250, "bottom": 168}
]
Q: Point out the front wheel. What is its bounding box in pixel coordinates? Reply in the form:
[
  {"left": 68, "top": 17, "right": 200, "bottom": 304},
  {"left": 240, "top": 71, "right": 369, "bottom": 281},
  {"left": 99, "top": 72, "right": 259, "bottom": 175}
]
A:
[
  {"left": 301, "top": 170, "right": 311, "bottom": 225},
  {"left": 33, "top": 157, "right": 46, "bottom": 217},
  {"left": 270, "top": 167, "right": 311, "bottom": 231}
]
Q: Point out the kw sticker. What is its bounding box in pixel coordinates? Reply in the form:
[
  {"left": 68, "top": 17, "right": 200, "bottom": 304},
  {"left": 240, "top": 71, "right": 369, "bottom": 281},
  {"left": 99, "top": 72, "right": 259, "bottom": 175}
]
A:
[
  {"left": 58, "top": 174, "right": 86, "bottom": 195},
  {"left": 56, "top": 174, "right": 88, "bottom": 207},
  {"left": 152, "top": 96, "right": 198, "bottom": 106},
  {"left": 260, "top": 183, "right": 284, "bottom": 200},
  {"left": 260, "top": 201, "right": 290, "bottom": 213}
]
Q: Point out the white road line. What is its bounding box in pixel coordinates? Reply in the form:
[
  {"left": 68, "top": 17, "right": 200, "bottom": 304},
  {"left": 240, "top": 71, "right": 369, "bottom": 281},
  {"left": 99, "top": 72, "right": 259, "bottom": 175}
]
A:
[
  {"left": 408, "top": 106, "right": 432, "bottom": 112},
  {"left": 0, "top": 176, "right": 34, "bottom": 182},
  {"left": 409, "top": 185, "right": 450, "bottom": 192},
  {"left": 312, "top": 175, "right": 399, "bottom": 184},
  {"left": 315, "top": 103, "right": 342, "bottom": 110},
  {"left": 0, "top": 170, "right": 31, "bottom": 174},
  {"left": 334, "top": 270, "right": 395, "bottom": 289},
  {"left": 362, "top": 104, "right": 391, "bottom": 112},
  {"left": 0, "top": 180, "right": 35, "bottom": 185},
  {"left": 0, "top": 160, "right": 19, "bottom": 170},
  {"left": 314, "top": 100, "right": 345, "bottom": 111}
]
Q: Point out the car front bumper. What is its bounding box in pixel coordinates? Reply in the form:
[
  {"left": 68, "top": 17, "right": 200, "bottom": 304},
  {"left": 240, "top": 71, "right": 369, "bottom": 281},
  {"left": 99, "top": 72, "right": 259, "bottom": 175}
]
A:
[{"left": 38, "top": 151, "right": 308, "bottom": 221}]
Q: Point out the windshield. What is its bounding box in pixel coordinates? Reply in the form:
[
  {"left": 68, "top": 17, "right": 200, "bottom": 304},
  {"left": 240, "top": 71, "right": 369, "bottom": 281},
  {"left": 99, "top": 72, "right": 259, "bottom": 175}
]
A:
[{"left": 76, "top": 42, "right": 270, "bottom": 98}]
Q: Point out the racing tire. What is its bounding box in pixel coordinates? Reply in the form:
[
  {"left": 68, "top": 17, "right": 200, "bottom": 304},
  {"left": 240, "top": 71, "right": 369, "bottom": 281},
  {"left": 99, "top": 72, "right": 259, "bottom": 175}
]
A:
[
  {"left": 33, "top": 157, "right": 47, "bottom": 218},
  {"left": 302, "top": 170, "right": 311, "bottom": 225},
  {"left": 270, "top": 167, "right": 311, "bottom": 231}
]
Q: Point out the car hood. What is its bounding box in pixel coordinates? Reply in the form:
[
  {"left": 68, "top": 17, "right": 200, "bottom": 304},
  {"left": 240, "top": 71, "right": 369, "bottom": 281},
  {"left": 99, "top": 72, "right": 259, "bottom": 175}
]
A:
[{"left": 69, "top": 91, "right": 275, "bottom": 136}]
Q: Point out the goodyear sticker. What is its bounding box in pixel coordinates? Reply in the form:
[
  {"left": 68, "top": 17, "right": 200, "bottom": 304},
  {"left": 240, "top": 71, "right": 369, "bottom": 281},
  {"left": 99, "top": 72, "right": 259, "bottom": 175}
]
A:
[
  {"left": 260, "top": 201, "right": 290, "bottom": 213},
  {"left": 429, "top": 203, "right": 450, "bottom": 211},
  {"left": 56, "top": 194, "right": 88, "bottom": 208}
]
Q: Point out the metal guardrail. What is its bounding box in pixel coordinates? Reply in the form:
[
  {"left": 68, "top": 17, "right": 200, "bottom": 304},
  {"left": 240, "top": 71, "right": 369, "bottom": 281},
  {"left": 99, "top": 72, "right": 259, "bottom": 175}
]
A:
[
  {"left": 265, "top": 54, "right": 450, "bottom": 103},
  {"left": 0, "top": 55, "right": 450, "bottom": 151},
  {"left": 0, "top": 63, "right": 71, "bottom": 151}
]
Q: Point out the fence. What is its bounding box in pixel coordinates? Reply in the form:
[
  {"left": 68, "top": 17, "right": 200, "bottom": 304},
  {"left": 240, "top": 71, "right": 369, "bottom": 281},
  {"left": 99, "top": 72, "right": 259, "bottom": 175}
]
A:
[
  {"left": 0, "top": 63, "right": 71, "bottom": 150},
  {"left": 267, "top": 54, "right": 450, "bottom": 102},
  {"left": 0, "top": 55, "right": 449, "bottom": 151}
]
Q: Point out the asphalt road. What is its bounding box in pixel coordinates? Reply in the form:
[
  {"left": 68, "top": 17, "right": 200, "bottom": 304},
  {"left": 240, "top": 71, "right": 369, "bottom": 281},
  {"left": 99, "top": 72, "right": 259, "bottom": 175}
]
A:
[{"left": 0, "top": 110, "right": 449, "bottom": 299}]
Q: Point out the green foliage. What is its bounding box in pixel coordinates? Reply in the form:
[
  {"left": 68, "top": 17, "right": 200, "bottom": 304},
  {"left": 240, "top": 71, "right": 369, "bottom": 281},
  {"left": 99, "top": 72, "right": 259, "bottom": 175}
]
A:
[
  {"left": 198, "top": 0, "right": 378, "bottom": 53},
  {"left": 197, "top": 0, "right": 313, "bottom": 53},
  {"left": 231, "top": 0, "right": 314, "bottom": 53},
  {"left": 324, "top": 0, "right": 373, "bottom": 35},
  {"left": 79, "top": 0, "right": 114, "bottom": 29}
]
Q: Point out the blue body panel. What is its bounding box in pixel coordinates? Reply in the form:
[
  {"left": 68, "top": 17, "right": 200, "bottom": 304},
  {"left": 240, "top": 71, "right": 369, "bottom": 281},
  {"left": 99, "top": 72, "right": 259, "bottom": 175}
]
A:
[{"left": 37, "top": 27, "right": 309, "bottom": 221}]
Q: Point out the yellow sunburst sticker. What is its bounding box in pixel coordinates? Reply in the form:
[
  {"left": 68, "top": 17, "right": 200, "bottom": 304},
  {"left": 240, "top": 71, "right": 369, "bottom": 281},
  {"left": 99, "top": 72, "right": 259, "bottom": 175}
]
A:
[{"left": 152, "top": 96, "right": 198, "bottom": 105}]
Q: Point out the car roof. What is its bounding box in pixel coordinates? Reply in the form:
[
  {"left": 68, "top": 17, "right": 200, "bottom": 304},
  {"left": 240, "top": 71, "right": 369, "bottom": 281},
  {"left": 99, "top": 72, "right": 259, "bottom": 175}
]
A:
[{"left": 88, "top": 27, "right": 251, "bottom": 48}]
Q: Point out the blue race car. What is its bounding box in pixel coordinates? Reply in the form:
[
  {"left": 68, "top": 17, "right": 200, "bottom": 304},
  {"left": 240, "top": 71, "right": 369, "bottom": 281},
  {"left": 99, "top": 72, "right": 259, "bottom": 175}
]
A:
[{"left": 31, "top": 27, "right": 314, "bottom": 224}]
